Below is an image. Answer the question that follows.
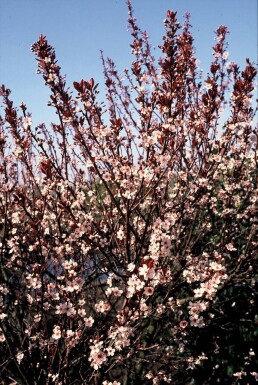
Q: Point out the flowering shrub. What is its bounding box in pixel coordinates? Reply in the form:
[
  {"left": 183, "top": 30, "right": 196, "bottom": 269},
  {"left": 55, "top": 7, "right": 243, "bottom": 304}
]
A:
[{"left": 0, "top": 1, "right": 257, "bottom": 384}]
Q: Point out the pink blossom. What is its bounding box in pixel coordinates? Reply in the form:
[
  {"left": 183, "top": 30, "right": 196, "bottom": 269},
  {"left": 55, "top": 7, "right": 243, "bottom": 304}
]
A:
[
  {"left": 144, "top": 286, "right": 154, "bottom": 296},
  {"left": 85, "top": 316, "right": 94, "bottom": 327},
  {"left": 226, "top": 243, "right": 237, "bottom": 251},
  {"left": 95, "top": 300, "right": 111, "bottom": 313},
  {"left": 52, "top": 325, "right": 62, "bottom": 340}
]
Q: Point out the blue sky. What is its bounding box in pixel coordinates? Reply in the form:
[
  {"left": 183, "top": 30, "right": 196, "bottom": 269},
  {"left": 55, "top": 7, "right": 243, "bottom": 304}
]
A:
[{"left": 0, "top": 0, "right": 257, "bottom": 127}]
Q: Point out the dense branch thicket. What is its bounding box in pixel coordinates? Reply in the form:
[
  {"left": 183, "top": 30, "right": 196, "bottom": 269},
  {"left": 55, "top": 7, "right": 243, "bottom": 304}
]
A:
[{"left": 0, "top": 2, "right": 257, "bottom": 384}]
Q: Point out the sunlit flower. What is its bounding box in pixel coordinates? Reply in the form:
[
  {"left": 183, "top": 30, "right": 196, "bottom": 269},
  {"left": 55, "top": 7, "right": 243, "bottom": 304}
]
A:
[
  {"left": 52, "top": 325, "right": 62, "bottom": 340},
  {"left": 85, "top": 316, "right": 94, "bottom": 327}
]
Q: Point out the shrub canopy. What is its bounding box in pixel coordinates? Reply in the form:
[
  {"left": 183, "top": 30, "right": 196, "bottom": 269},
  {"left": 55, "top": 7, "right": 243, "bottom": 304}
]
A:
[{"left": 0, "top": 2, "right": 257, "bottom": 384}]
